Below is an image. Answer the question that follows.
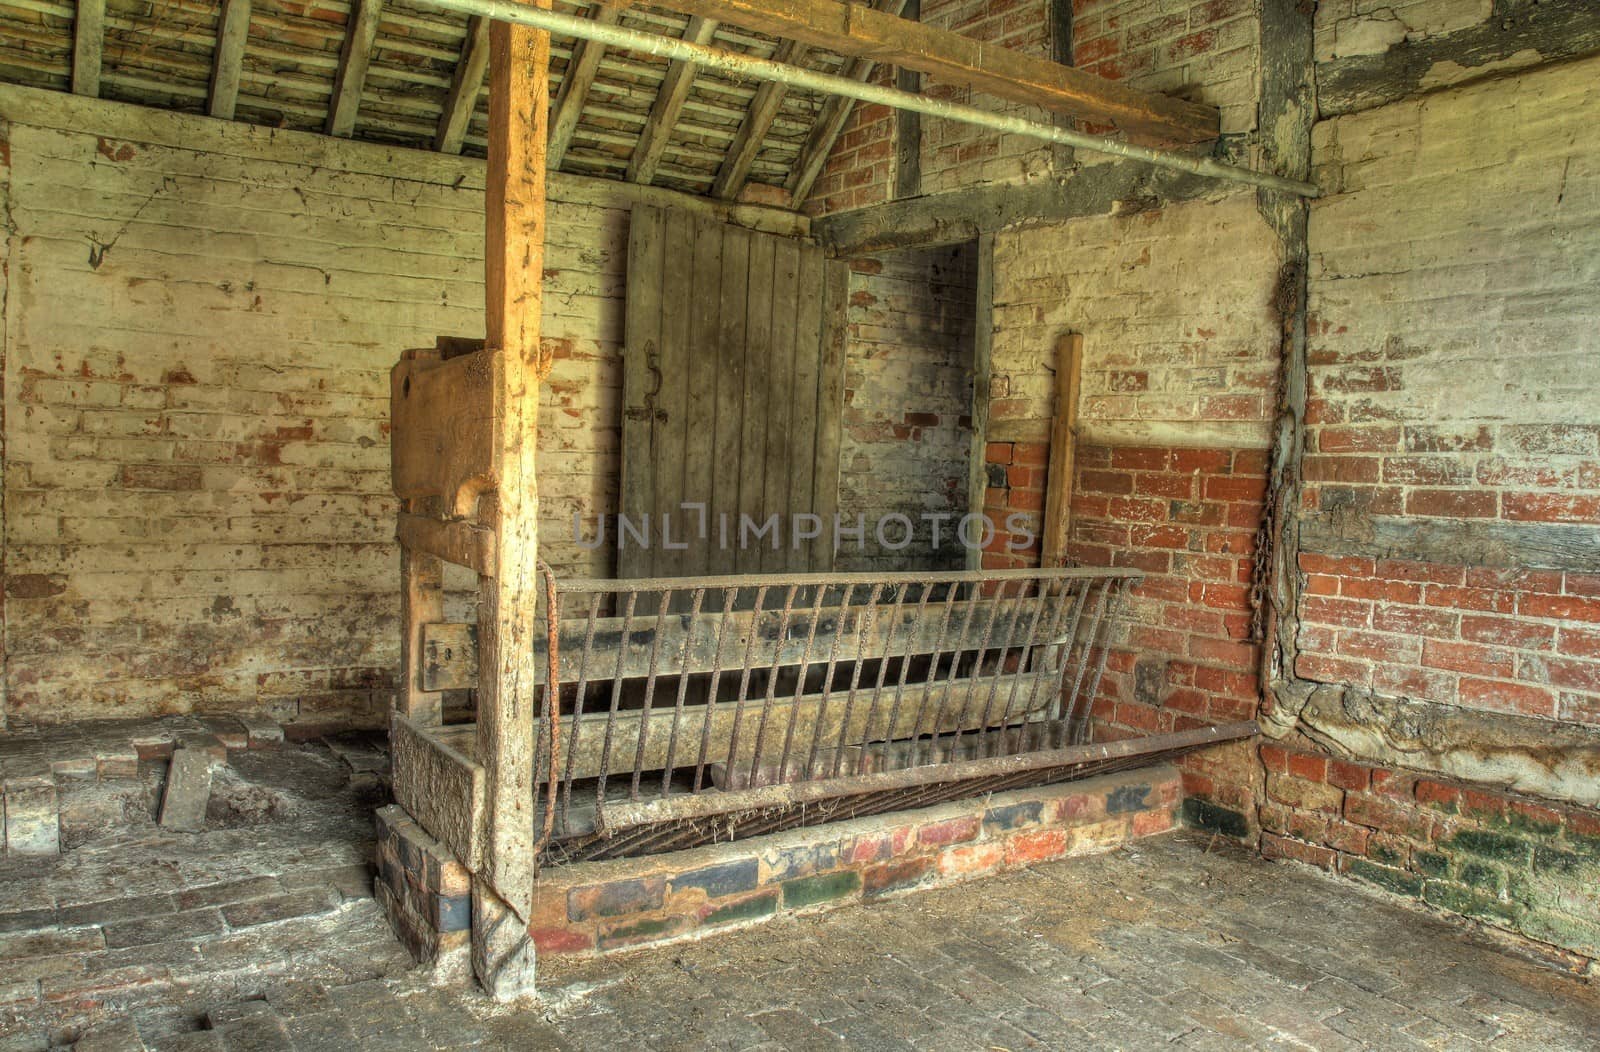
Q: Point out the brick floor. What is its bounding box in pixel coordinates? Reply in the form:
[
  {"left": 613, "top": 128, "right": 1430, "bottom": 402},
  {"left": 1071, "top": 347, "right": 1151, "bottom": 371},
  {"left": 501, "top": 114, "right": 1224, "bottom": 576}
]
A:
[
  {"left": 3, "top": 718, "right": 1597, "bottom": 1050},
  {"left": 116, "top": 834, "right": 1600, "bottom": 1050}
]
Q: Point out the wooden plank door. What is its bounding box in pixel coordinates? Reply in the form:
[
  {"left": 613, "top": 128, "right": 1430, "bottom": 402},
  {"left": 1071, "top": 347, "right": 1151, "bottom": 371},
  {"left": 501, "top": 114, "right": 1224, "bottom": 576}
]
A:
[{"left": 622, "top": 207, "right": 847, "bottom": 579}]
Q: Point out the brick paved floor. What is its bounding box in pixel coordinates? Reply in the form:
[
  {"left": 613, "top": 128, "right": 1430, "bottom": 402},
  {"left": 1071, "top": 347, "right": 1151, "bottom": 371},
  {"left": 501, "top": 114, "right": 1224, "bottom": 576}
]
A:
[
  {"left": 3, "top": 719, "right": 1596, "bottom": 1050},
  {"left": 126, "top": 834, "right": 1600, "bottom": 1050}
]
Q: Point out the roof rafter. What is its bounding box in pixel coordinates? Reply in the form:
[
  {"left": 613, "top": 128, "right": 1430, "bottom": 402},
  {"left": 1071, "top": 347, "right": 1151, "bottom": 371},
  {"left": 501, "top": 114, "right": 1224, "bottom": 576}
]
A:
[
  {"left": 710, "top": 38, "right": 808, "bottom": 201},
  {"left": 547, "top": 5, "right": 622, "bottom": 167},
  {"left": 327, "top": 0, "right": 386, "bottom": 138},
  {"left": 208, "top": 0, "right": 252, "bottom": 121},
  {"left": 435, "top": 14, "right": 491, "bottom": 153},
  {"left": 786, "top": 0, "right": 907, "bottom": 209},
  {"left": 70, "top": 0, "right": 105, "bottom": 97},
  {"left": 626, "top": 14, "right": 719, "bottom": 184},
  {"left": 599, "top": 0, "right": 1218, "bottom": 144}
]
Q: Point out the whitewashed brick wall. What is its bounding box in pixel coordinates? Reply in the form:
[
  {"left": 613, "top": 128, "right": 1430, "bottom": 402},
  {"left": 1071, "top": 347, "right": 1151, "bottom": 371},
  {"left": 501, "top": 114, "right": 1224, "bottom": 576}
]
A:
[
  {"left": 991, "top": 192, "right": 1282, "bottom": 449},
  {"left": 0, "top": 96, "right": 621, "bottom": 725}
]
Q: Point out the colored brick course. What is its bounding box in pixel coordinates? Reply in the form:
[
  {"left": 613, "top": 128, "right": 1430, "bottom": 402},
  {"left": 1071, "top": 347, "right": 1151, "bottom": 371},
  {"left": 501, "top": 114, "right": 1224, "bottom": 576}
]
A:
[{"left": 518, "top": 766, "right": 1181, "bottom": 959}]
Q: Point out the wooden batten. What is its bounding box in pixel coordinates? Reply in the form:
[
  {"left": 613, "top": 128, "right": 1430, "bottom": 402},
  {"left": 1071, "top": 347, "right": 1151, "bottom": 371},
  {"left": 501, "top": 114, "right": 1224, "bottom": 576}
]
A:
[
  {"left": 1042, "top": 332, "right": 1083, "bottom": 567},
  {"left": 627, "top": 16, "right": 720, "bottom": 185},
  {"left": 208, "top": 0, "right": 251, "bottom": 121},
  {"left": 70, "top": 0, "right": 105, "bottom": 98},
  {"left": 436, "top": 15, "right": 492, "bottom": 154}
]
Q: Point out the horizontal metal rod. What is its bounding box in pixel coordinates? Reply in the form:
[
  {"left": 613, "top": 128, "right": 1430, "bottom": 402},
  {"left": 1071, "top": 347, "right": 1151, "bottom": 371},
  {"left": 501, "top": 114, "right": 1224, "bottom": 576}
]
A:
[
  {"left": 417, "top": 0, "right": 1321, "bottom": 198},
  {"left": 590, "top": 720, "right": 1259, "bottom": 831},
  {"left": 553, "top": 565, "right": 1141, "bottom": 594}
]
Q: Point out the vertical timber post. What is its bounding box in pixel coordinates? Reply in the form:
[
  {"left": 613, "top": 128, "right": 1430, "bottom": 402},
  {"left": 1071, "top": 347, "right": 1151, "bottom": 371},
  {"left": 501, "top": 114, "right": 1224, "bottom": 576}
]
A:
[
  {"left": 1042, "top": 332, "right": 1082, "bottom": 566},
  {"left": 472, "top": 9, "right": 550, "bottom": 1001},
  {"left": 965, "top": 233, "right": 994, "bottom": 570}
]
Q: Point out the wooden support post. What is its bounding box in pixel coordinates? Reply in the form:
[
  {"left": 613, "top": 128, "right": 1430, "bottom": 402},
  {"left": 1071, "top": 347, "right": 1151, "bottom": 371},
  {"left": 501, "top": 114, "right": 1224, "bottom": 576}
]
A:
[
  {"left": 436, "top": 15, "right": 491, "bottom": 154},
  {"left": 327, "top": 0, "right": 385, "bottom": 137},
  {"left": 627, "top": 16, "right": 719, "bottom": 185},
  {"left": 965, "top": 233, "right": 993, "bottom": 571},
  {"left": 71, "top": 0, "right": 105, "bottom": 98},
  {"left": 472, "top": 12, "right": 549, "bottom": 998},
  {"left": 1042, "top": 332, "right": 1083, "bottom": 567},
  {"left": 208, "top": 0, "right": 251, "bottom": 120}
]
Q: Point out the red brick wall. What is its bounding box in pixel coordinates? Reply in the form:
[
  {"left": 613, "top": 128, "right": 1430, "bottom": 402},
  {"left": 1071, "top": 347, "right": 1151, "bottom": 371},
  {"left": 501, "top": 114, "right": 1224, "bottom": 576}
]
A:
[
  {"left": 1296, "top": 558, "right": 1600, "bottom": 726},
  {"left": 1258, "top": 740, "right": 1600, "bottom": 962},
  {"left": 978, "top": 439, "right": 1047, "bottom": 570},
  {"left": 1071, "top": 0, "right": 1260, "bottom": 134},
  {"left": 1302, "top": 59, "right": 1600, "bottom": 729}
]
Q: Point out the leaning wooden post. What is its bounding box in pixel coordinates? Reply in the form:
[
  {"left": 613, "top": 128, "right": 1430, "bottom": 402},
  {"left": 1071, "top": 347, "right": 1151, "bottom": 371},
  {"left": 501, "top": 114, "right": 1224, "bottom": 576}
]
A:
[
  {"left": 472, "top": 10, "right": 550, "bottom": 1000},
  {"left": 1041, "top": 332, "right": 1083, "bottom": 567}
]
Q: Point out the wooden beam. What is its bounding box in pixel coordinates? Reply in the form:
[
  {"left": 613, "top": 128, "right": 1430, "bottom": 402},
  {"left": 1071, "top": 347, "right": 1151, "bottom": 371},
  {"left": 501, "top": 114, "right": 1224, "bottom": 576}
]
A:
[
  {"left": 208, "top": 0, "right": 251, "bottom": 121},
  {"left": 892, "top": 0, "right": 920, "bottom": 200},
  {"left": 966, "top": 233, "right": 993, "bottom": 571},
  {"left": 787, "top": 0, "right": 907, "bottom": 208},
  {"left": 547, "top": 5, "right": 621, "bottom": 168},
  {"left": 480, "top": 12, "right": 548, "bottom": 922},
  {"left": 627, "top": 15, "right": 719, "bottom": 185},
  {"left": 326, "top": 0, "right": 385, "bottom": 137},
  {"left": 70, "top": 0, "right": 105, "bottom": 97},
  {"left": 435, "top": 14, "right": 491, "bottom": 154},
  {"left": 599, "top": 0, "right": 1219, "bottom": 144},
  {"left": 710, "top": 38, "right": 807, "bottom": 200},
  {"left": 1041, "top": 332, "right": 1082, "bottom": 566}
]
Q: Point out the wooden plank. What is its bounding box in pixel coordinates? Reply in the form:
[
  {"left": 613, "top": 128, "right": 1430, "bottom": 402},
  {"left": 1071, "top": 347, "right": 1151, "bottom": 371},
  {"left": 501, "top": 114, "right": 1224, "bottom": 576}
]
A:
[
  {"left": 443, "top": 672, "right": 1059, "bottom": 780},
  {"left": 626, "top": 16, "right": 720, "bottom": 185},
  {"left": 596, "top": 0, "right": 1220, "bottom": 144},
  {"left": 390, "top": 350, "right": 501, "bottom": 517},
  {"left": 479, "top": 13, "right": 550, "bottom": 919},
  {"left": 709, "top": 225, "right": 749, "bottom": 577},
  {"left": 966, "top": 233, "right": 994, "bottom": 570},
  {"left": 70, "top": 0, "right": 105, "bottom": 97},
  {"left": 546, "top": 5, "right": 620, "bottom": 167},
  {"left": 710, "top": 38, "right": 807, "bottom": 201},
  {"left": 810, "top": 258, "right": 849, "bottom": 571},
  {"left": 208, "top": 0, "right": 251, "bottom": 121},
  {"left": 435, "top": 15, "right": 491, "bottom": 154},
  {"left": 326, "top": 0, "right": 385, "bottom": 137},
  {"left": 620, "top": 206, "right": 665, "bottom": 579},
  {"left": 787, "top": 0, "right": 908, "bottom": 207},
  {"left": 397, "top": 511, "right": 495, "bottom": 575},
  {"left": 400, "top": 545, "right": 447, "bottom": 724},
  {"left": 786, "top": 246, "right": 825, "bottom": 571},
  {"left": 761, "top": 237, "right": 801, "bottom": 572},
  {"left": 735, "top": 234, "right": 774, "bottom": 575},
  {"left": 654, "top": 208, "right": 696, "bottom": 578},
  {"left": 1041, "top": 332, "right": 1083, "bottom": 566},
  {"left": 683, "top": 215, "right": 724, "bottom": 578},
  {"left": 422, "top": 622, "right": 480, "bottom": 692}
]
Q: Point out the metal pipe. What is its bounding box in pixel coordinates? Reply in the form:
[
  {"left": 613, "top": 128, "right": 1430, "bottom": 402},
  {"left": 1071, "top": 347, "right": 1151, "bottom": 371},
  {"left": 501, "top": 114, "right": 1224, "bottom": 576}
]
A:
[{"left": 418, "top": 0, "right": 1321, "bottom": 198}]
